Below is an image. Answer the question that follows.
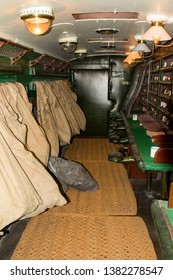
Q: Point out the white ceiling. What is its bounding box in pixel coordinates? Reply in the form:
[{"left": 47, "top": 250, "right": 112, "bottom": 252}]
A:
[{"left": 1, "top": 0, "right": 173, "bottom": 62}]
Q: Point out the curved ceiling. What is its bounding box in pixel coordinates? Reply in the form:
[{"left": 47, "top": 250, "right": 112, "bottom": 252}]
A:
[{"left": 0, "top": 0, "right": 173, "bottom": 61}]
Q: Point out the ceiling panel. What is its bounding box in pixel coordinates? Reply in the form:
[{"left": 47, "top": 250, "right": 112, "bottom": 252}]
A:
[{"left": 0, "top": 0, "right": 173, "bottom": 61}]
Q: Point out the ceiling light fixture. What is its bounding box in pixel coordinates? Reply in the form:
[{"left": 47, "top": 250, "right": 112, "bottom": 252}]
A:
[
  {"left": 124, "top": 52, "right": 142, "bottom": 61},
  {"left": 58, "top": 37, "right": 78, "bottom": 53},
  {"left": 20, "top": 6, "right": 54, "bottom": 35},
  {"left": 74, "top": 49, "right": 87, "bottom": 60},
  {"left": 142, "top": 21, "right": 171, "bottom": 44},
  {"left": 124, "top": 52, "right": 142, "bottom": 65},
  {"left": 132, "top": 40, "right": 155, "bottom": 60},
  {"left": 142, "top": 15, "right": 172, "bottom": 45},
  {"left": 132, "top": 39, "right": 151, "bottom": 53}
]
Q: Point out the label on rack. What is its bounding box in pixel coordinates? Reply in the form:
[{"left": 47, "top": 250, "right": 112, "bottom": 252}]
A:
[{"left": 132, "top": 114, "right": 138, "bottom": 121}]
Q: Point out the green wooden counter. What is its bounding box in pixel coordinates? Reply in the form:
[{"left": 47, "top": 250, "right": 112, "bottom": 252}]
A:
[
  {"left": 127, "top": 118, "right": 173, "bottom": 172},
  {"left": 121, "top": 113, "right": 173, "bottom": 198}
]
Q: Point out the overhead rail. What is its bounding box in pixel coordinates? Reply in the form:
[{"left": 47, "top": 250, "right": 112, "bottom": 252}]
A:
[
  {"left": 0, "top": 37, "right": 70, "bottom": 74},
  {"left": 29, "top": 53, "right": 70, "bottom": 73},
  {"left": 0, "top": 37, "right": 32, "bottom": 64}
]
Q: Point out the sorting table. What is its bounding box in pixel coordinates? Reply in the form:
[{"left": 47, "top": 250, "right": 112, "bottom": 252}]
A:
[{"left": 122, "top": 115, "right": 173, "bottom": 198}]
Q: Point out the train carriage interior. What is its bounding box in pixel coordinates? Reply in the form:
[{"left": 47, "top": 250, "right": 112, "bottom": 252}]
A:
[{"left": 0, "top": 0, "right": 173, "bottom": 260}]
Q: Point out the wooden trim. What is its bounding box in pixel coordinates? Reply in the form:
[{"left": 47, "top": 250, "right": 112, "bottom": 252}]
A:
[
  {"left": 168, "top": 182, "right": 173, "bottom": 208},
  {"left": 72, "top": 12, "right": 139, "bottom": 20}
]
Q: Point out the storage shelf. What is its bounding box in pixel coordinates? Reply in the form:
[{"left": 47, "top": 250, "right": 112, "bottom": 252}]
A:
[
  {"left": 159, "top": 81, "right": 172, "bottom": 85},
  {"left": 0, "top": 37, "right": 32, "bottom": 64},
  {"left": 29, "top": 54, "right": 70, "bottom": 73},
  {"left": 158, "top": 93, "right": 172, "bottom": 100},
  {"left": 158, "top": 107, "right": 170, "bottom": 116},
  {"left": 130, "top": 57, "right": 173, "bottom": 130},
  {"left": 0, "top": 36, "right": 70, "bottom": 74},
  {"left": 160, "top": 67, "right": 173, "bottom": 72}
]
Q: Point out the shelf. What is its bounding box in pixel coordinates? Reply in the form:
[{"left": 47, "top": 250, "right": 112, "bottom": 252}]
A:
[
  {"left": 29, "top": 54, "right": 70, "bottom": 73},
  {"left": 130, "top": 58, "right": 173, "bottom": 130},
  {"left": 159, "top": 81, "right": 172, "bottom": 85},
  {"left": 147, "top": 104, "right": 170, "bottom": 116},
  {"left": 0, "top": 37, "right": 71, "bottom": 74},
  {"left": 0, "top": 37, "right": 32, "bottom": 64},
  {"left": 158, "top": 93, "right": 172, "bottom": 100},
  {"left": 151, "top": 67, "right": 173, "bottom": 72},
  {"left": 161, "top": 55, "right": 173, "bottom": 69},
  {"left": 160, "top": 67, "right": 173, "bottom": 72},
  {"left": 150, "top": 80, "right": 172, "bottom": 85},
  {"left": 158, "top": 107, "right": 170, "bottom": 116}
]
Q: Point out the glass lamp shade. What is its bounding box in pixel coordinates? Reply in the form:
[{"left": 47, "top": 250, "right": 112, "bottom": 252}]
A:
[
  {"left": 132, "top": 42, "right": 151, "bottom": 53},
  {"left": 75, "top": 50, "right": 87, "bottom": 60},
  {"left": 142, "top": 22, "right": 172, "bottom": 44},
  {"left": 59, "top": 42, "right": 77, "bottom": 53},
  {"left": 23, "top": 16, "right": 53, "bottom": 35},
  {"left": 20, "top": 6, "right": 54, "bottom": 35},
  {"left": 59, "top": 37, "right": 78, "bottom": 53},
  {"left": 124, "top": 52, "right": 142, "bottom": 62}
]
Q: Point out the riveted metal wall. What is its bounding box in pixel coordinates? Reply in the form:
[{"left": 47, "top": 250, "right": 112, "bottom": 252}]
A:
[{"left": 71, "top": 56, "right": 134, "bottom": 137}]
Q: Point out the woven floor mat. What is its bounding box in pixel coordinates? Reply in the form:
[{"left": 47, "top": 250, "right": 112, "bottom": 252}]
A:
[
  {"left": 11, "top": 210, "right": 156, "bottom": 260},
  {"left": 64, "top": 137, "right": 121, "bottom": 161},
  {"left": 56, "top": 161, "right": 137, "bottom": 216}
]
